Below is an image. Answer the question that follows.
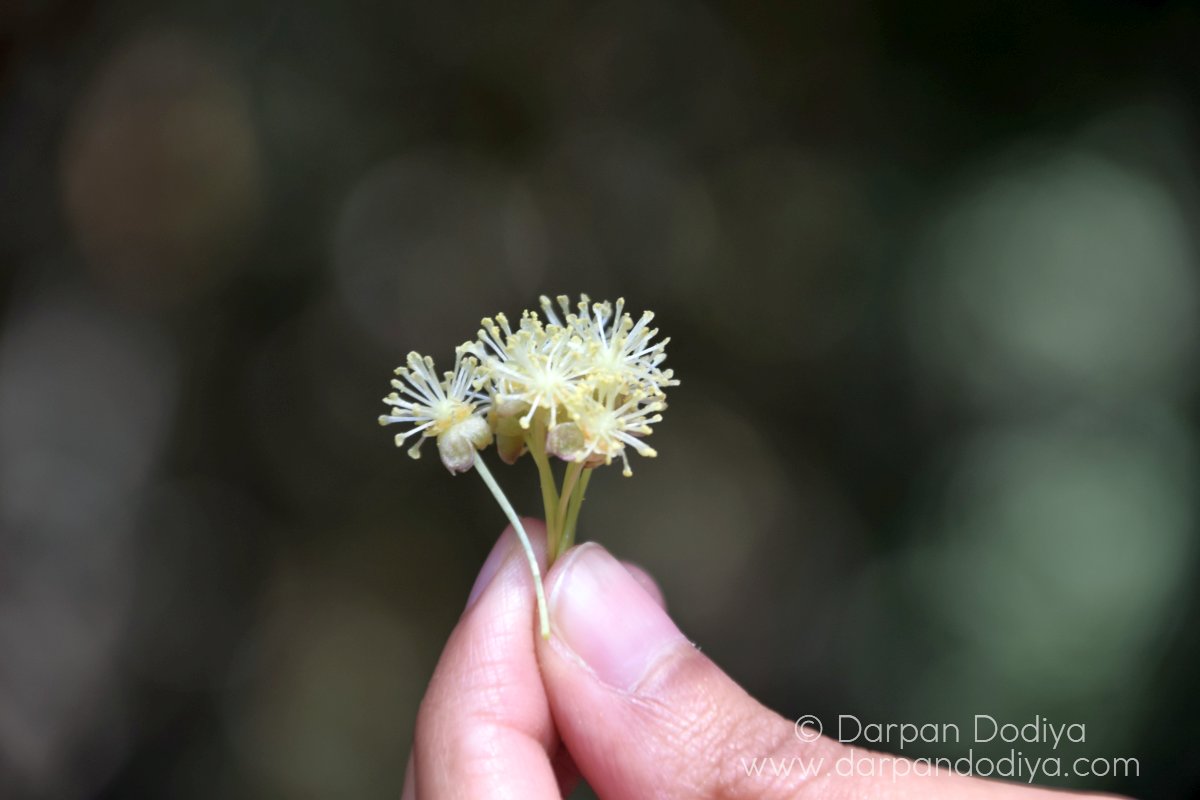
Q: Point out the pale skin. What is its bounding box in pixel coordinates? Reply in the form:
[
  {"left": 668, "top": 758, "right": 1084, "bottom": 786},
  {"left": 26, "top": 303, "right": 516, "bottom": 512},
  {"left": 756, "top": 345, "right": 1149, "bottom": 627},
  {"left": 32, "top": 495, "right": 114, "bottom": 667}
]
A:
[{"left": 403, "top": 521, "right": 1129, "bottom": 800}]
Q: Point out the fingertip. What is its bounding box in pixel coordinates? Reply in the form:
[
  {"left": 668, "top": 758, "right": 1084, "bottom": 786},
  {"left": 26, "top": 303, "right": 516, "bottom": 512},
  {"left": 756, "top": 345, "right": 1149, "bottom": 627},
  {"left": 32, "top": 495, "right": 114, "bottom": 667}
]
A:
[
  {"left": 465, "top": 528, "right": 514, "bottom": 610},
  {"left": 543, "top": 542, "right": 686, "bottom": 691},
  {"left": 542, "top": 545, "right": 665, "bottom": 615},
  {"left": 513, "top": 517, "right": 550, "bottom": 563},
  {"left": 465, "top": 518, "right": 548, "bottom": 611},
  {"left": 515, "top": 517, "right": 550, "bottom": 572},
  {"left": 536, "top": 543, "right": 818, "bottom": 800},
  {"left": 621, "top": 560, "right": 666, "bottom": 610},
  {"left": 415, "top": 516, "right": 560, "bottom": 797}
]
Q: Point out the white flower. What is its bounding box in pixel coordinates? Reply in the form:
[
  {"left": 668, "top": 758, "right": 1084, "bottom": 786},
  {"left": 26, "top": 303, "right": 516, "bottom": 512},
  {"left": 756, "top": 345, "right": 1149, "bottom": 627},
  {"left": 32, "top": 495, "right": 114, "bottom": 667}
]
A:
[
  {"left": 540, "top": 294, "right": 678, "bottom": 396},
  {"left": 470, "top": 311, "right": 591, "bottom": 430},
  {"left": 552, "top": 385, "right": 665, "bottom": 477},
  {"left": 378, "top": 351, "right": 493, "bottom": 473}
]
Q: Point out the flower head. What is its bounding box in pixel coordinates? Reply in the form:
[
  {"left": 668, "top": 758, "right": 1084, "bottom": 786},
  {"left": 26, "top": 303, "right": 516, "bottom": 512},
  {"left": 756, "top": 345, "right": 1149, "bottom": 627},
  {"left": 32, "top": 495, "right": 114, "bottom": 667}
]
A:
[
  {"left": 378, "top": 350, "right": 492, "bottom": 473},
  {"left": 540, "top": 294, "right": 677, "bottom": 397},
  {"left": 549, "top": 385, "right": 665, "bottom": 477},
  {"left": 469, "top": 311, "right": 590, "bottom": 430},
  {"left": 463, "top": 294, "right": 676, "bottom": 477}
]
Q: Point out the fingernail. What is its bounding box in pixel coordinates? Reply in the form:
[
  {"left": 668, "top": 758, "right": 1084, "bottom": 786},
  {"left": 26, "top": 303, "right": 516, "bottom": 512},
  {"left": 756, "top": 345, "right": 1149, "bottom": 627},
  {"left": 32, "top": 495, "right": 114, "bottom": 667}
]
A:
[
  {"left": 465, "top": 531, "right": 511, "bottom": 610},
  {"left": 549, "top": 543, "right": 686, "bottom": 690}
]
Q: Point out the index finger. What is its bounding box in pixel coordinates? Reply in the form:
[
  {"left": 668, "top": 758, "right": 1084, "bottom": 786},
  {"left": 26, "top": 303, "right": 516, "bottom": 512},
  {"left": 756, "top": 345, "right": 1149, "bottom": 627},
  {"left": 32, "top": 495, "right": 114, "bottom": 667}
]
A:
[{"left": 408, "top": 521, "right": 565, "bottom": 799}]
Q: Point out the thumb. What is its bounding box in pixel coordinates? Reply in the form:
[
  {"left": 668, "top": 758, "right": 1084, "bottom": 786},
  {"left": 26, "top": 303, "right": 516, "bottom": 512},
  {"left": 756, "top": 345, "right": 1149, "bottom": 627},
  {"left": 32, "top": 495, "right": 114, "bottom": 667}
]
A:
[
  {"left": 535, "top": 543, "right": 1118, "bottom": 800},
  {"left": 535, "top": 542, "right": 838, "bottom": 800}
]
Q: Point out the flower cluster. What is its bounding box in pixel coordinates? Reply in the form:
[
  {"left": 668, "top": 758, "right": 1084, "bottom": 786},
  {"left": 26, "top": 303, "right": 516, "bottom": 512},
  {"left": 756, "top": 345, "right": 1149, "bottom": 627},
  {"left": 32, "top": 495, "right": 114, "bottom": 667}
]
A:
[
  {"left": 379, "top": 295, "right": 676, "bottom": 633},
  {"left": 379, "top": 294, "right": 676, "bottom": 478}
]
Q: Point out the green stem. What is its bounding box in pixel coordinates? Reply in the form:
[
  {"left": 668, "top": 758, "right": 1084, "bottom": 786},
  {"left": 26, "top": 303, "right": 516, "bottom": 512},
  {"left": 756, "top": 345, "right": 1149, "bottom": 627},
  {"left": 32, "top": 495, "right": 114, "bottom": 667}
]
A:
[
  {"left": 525, "top": 415, "right": 561, "bottom": 558},
  {"left": 473, "top": 455, "right": 550, "bottom": 638},
  {"left": 555, "top": 460, "right": 585, "bottom": 544},
  {"left": 559, "top": 467, "right": 593, "bottom": 558}
]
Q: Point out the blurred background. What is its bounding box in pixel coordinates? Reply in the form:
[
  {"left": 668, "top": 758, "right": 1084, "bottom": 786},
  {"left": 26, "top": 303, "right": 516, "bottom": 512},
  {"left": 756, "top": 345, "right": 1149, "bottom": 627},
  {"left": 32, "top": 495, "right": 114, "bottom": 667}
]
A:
[{"left": 2, "top": 0, "right": 1199, "bottom": 797}]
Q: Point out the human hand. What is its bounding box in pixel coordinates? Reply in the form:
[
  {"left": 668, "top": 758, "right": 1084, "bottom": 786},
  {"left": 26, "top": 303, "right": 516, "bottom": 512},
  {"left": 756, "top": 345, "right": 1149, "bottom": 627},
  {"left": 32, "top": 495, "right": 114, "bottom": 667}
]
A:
[{"left": 403, "top": 522, "right": 1125, "bottom": 799}]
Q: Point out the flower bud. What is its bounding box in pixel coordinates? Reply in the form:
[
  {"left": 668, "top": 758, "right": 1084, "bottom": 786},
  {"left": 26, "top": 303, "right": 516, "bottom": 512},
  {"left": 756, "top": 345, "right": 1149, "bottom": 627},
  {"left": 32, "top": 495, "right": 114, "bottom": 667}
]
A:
[
  {"left": 437, "top": 416, "right": 493, "bottom": 473},
  {"left": 545, "top": 421, "right": 585, "bottom": 462},
  {"left": 495, "top": 432, "right": 527, "bottom": 464}
]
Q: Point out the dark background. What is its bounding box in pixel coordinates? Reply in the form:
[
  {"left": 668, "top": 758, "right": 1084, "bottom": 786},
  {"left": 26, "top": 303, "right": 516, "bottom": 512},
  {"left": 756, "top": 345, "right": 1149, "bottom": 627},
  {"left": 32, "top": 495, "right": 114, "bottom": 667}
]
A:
[{"left": 2, "top": 1, "right": 1199, "bottom": 797}]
